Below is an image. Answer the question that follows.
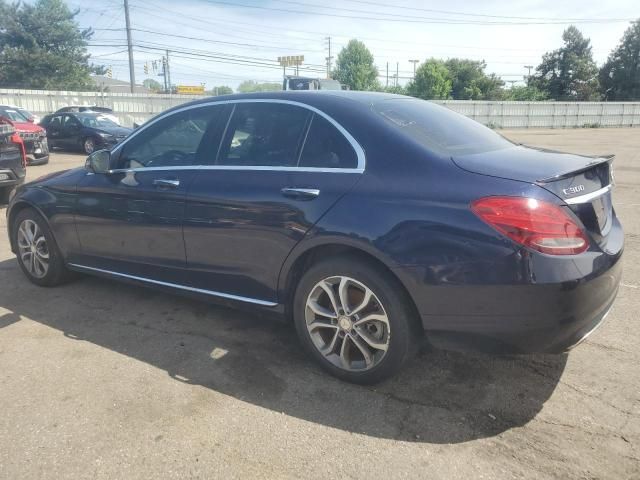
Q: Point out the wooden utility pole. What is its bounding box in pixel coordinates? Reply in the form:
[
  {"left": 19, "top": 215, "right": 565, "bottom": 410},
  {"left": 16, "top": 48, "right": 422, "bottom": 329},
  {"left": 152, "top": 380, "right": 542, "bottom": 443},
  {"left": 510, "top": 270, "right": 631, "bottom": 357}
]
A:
[{"left": 124, "top": 0, "right": 135, "bottom": 93}]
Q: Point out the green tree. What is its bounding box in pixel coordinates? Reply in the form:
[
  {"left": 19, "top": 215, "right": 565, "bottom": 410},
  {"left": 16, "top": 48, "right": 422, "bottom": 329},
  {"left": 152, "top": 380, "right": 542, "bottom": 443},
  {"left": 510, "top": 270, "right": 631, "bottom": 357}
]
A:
[
  {"left": 533, "top": 26, "right": 600, "bottom": 100},
  {"left": 407, "top": 59, "right": 451, "bottom": 99},
  {"left": 142, "top": 78, "right": 163, "bottom": 92},
  {"left": 503, "top": 85, "right": 549, "bottom": 101},
  {"left": 236, "top": 80, "right": 281, "bottom": 93},
  {"left": 332, "top": 39, "right": 378, "bottom": 91},
  {"left": 0, "top": 0, "right": 97, "bottom": 90},
  {"left": 599, "top": 20, "right": 640, "bottom": 100},
  {"left": 444, "top": 59, "right": 504, "bottom": 100},
  {"left": 209, "top": 85, "right": 233, "bottom": 95}
]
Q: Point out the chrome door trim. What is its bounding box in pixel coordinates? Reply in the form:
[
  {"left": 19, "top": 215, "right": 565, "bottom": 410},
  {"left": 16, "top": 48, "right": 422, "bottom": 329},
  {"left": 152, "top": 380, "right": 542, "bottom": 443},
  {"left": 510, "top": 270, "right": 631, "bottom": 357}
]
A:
[
  {"left": 67, "top": 263, "right": 278, "bottom": 307},
  {"left": 107, "top": 165, "right": 363, "bottom": 174},
  {"left": 564, "top": 184, "right": 612, "bottom": 205},
  {"left": 111, "top": 98, "right": 366, "bottom": 173}
]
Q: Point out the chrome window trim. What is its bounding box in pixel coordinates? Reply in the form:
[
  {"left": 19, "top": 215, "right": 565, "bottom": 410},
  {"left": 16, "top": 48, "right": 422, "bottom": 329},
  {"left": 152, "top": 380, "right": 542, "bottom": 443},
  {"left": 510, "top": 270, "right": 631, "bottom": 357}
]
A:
[
  {"left": 67, "top": 263, "right": 278, "bottom": 307},
  {"left": 564, "top": 184, "right": 612, "bottom": 205},
  {"left": 112, "top": 98, "right": 365, "bottom": 173}
]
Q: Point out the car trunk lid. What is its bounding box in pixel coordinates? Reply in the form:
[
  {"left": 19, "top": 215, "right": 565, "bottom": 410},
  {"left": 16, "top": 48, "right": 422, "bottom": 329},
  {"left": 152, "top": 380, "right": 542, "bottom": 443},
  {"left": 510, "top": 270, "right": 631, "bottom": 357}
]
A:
[{"left": 453, "top": 145, "right": 615, "bottom": 245}]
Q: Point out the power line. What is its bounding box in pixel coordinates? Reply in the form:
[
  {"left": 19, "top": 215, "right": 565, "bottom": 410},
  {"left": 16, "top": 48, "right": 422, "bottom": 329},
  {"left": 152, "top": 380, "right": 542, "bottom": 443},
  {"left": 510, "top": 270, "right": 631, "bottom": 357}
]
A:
[
  {"left": 329, "top": 0, "right": 635, "bottom": 22},
  {"left": 198, "top": 0, "right": 633, "bottom": 25}
]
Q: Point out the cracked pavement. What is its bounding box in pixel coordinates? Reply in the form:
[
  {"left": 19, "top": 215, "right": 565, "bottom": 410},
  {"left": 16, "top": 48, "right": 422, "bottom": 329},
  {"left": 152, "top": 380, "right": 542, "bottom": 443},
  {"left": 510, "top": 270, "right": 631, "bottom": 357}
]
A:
[{"left": 0, "top": 128, "right": 638, "bottom": 479}]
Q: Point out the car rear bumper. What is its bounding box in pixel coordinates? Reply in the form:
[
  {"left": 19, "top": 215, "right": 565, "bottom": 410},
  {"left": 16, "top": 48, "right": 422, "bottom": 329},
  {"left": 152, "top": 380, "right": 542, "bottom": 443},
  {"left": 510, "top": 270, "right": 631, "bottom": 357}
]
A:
[{"left": 394, "top": 227, "right": 624, "bottom": 354}]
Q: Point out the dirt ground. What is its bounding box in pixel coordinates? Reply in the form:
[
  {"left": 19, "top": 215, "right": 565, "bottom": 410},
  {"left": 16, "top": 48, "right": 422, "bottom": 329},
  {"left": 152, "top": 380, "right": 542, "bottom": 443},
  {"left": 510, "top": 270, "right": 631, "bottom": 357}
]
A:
[{"left": 0, "top": 129, "right": 638, "bottom": 479}]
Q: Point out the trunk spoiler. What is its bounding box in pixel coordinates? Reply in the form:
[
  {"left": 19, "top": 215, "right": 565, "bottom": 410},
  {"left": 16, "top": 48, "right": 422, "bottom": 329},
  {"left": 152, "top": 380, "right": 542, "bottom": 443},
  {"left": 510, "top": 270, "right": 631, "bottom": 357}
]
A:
[{"left": 535, "top": 152, "right": 615, "bottom": 183}]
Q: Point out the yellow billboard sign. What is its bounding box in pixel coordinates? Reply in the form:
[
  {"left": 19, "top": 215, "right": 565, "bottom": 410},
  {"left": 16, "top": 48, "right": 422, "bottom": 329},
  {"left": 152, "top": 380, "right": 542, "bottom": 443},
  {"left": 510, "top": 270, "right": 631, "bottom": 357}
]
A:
[{"left": 177, "top": 85, "right": 205, "bottom": 95}]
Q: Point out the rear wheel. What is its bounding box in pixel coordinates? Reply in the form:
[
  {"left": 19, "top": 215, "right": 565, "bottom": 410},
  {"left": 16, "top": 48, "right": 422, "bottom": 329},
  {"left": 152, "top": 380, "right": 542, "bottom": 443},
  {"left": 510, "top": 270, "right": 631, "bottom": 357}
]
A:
[
  {"left": 12, "top": 208, "right": 73, "bottom": 286},
  {"left": 293, "top": 256, "right": 417, "bottom": 384}
]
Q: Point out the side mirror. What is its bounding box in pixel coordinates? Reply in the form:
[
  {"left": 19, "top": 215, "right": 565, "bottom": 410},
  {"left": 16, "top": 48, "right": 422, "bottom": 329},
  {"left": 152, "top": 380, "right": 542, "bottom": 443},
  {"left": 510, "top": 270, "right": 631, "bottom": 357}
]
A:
[
  {"left": 27, "top": 117, "right": 35, "bottom": 123},
  {"left": 85, "top": 149, "right": 111, "bottom": 174}
]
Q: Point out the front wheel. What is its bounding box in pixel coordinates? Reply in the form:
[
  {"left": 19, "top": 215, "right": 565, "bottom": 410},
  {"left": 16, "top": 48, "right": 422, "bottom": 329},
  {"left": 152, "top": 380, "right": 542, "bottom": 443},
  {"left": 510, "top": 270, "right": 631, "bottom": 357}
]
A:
[
  {"left": 293, "top": 256, "right": 417, "bottom": 384},
  {"left": 12, "top": 208, "right": 73, "bottom": 286},
  {"left": 83, "top": 137, "right": 96, "bottom": 155}
]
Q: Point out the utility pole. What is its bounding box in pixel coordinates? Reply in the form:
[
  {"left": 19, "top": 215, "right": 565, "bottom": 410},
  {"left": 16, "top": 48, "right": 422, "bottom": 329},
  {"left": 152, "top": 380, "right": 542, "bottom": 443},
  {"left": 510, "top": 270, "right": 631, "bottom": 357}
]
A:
[
  {"left": 166, "top": 49, "right": 171, "bottom": 93},
  {"left": 524, "top": 65, "right": 533, "bottom": 85},
  {"left": 396, "top": 62, "right": 399, "bottom": 87},
  {"left": 325, "top": 37, "right": 333, "bottom": 79},
  {"left": 123, "top": 0, "right": 135, "bottom": 93},
  {"left": 386, "top": 62, "right": 389, "bottom": 88},
  {"left": 409, "top": 59, "right": 419, "bottom": 79}
]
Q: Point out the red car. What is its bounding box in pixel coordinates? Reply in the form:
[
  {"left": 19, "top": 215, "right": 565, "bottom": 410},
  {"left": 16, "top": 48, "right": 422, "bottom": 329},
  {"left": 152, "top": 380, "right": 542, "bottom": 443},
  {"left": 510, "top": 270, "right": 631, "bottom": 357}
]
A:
[
  {"left": 0, "top": 120, "right": 26, "bottom": 203},
  {"left": 0, "top": 105, "right": 49, "bottom": 165}
]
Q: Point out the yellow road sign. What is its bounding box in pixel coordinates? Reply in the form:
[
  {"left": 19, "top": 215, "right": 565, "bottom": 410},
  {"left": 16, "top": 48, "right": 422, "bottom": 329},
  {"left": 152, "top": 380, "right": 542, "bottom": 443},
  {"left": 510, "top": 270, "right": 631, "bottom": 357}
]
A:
[{"left": 176, "top": 85, "right": 205, "bottom": 95}]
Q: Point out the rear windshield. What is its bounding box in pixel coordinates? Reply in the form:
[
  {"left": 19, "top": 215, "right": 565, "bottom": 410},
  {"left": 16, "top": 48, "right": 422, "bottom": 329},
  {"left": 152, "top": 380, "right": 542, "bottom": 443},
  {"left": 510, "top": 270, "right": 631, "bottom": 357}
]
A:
[{"left": 373, "top": 98, "right": 512, "bottom": 156}]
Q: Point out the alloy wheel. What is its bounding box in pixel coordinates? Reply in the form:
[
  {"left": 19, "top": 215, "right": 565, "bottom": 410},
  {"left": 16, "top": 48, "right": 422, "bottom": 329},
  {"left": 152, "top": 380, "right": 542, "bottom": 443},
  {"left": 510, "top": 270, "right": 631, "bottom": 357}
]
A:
[
  {"left": 17, "top": 219, "right": 49, "bottom": 278},
  {"left": 84, "top": 138, "right": 95, "bottom": 154},
  {"left": 305, "top": 276, "right": 390, "bottom": 372}
]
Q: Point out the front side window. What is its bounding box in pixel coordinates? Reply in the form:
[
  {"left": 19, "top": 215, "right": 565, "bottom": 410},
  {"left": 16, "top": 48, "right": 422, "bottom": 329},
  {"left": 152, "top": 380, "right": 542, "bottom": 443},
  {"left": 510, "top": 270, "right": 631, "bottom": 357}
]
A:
[
  {"left": 217, "top": 103, "right": 310, "bottom": 167},
  {"left": 299, "top": 114, "right": 358, "bottom": 169},
  {"left": 62, "top": 115, "right": 80, "bottom": 128},
  {"left": 119, "top": 106, "right": 223, "bottom": 169}
]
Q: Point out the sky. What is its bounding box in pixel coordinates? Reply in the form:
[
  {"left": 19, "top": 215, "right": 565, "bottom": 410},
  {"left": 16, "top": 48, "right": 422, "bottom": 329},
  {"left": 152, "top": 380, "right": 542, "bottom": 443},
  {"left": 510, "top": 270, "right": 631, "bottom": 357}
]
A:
[{"left": 71, "top": 0, "right": 640, "bottom": 90}]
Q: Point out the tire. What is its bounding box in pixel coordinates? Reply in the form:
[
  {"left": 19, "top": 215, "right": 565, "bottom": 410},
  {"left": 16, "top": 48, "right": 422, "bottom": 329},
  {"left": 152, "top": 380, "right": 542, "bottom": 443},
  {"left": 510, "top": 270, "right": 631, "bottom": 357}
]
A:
[
  {"left": 0, "top": 186, "right": 14, "bottom": 205},
  {"left": 83, "top": 137, "right": 96, "bottom": 155},
  {"left": 12, "top": 208, "right": 73, "bottom": 287},
  {"left": 293, "top": 255, "right": 417, "bottom": 384}
]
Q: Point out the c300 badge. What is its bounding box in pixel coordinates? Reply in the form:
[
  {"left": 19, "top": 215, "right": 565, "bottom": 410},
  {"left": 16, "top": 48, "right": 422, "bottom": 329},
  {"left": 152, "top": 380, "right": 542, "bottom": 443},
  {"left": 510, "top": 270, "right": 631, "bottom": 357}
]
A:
[{"left": 562, "top": 184, "right": 586, "bottom": 196}]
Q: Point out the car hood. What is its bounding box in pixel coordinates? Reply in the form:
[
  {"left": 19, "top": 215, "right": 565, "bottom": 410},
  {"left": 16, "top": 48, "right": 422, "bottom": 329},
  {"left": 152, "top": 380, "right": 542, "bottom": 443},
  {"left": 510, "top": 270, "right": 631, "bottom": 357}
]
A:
[
  {"left": 92, "top": 126, "right": 132, "bottom": 136},
  {"left": 451, "top": 145, "right": 609, "bottom": 183},
  {"left": 3, "top": 119, "right": 45, "bottom": 134}
]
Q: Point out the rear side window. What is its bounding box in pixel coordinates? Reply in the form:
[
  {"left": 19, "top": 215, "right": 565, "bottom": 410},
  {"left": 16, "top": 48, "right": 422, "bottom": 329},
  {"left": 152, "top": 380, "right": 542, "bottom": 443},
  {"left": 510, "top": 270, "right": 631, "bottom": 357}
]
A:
[
  {"left": 299, "top": 114, "right": 358, "bottom": 169},
  {"left": 217, "top": 103, "right": 309, "bottom": 167},
  {"left": 374, "top": 98, "right": 512, "bottom": 156}
]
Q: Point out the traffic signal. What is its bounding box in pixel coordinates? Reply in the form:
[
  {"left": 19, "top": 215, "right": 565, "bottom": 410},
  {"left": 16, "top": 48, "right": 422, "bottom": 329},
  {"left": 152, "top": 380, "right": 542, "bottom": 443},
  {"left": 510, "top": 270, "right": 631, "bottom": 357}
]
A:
[
  {"left": 106, "top": 66, "right": 112, "bottom": 78},
  {"left": 144, "top": 63, "right": 149, "bottom": 75}
]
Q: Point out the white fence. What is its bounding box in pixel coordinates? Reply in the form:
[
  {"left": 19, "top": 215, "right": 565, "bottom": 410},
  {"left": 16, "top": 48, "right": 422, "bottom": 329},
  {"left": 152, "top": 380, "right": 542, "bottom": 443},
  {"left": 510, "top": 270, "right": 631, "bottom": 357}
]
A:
[
  {"left": 1, "top": 88, "right": 640, "bottom": 129},
  {"left": 435, "top": 100, "right": 640, "bottom": 129},
  {"left": 0, "top": 88, "right": 206, "bottom": 127}
]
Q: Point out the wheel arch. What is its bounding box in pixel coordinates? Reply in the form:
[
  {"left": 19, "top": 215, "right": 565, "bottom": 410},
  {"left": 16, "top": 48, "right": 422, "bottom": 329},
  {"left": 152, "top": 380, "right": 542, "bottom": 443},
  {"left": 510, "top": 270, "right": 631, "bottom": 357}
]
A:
[
  {"left": 278, "top": 238, "right": 422, "bottom": 333},
  {"left": 7, "top": 200, "right": 52, "bottom": 254}
]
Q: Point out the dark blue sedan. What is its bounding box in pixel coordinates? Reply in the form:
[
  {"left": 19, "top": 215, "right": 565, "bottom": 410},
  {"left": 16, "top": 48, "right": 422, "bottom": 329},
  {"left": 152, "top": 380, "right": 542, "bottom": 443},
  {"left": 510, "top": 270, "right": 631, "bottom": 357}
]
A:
[{"left": 6, "top": 92, "right": 623, "bottom": 383}]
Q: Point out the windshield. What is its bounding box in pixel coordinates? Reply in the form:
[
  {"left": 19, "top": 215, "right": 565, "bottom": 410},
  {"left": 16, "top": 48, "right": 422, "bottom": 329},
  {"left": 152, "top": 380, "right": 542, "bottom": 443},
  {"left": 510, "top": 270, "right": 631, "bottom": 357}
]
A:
[
  {"left": 0, "top": 107, "right": 29, "bottom": 122},
  {"left": 373, "top": 98, "right": 513, "bottom": 156},
  {"left": 77, "top": 114, "right": 118, "bottom": 128}
]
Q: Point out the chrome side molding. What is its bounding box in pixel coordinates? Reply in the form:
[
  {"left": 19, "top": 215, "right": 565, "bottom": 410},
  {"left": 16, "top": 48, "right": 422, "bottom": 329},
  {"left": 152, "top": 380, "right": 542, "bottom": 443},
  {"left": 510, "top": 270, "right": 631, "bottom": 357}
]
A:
[{"left": 67, "top": 263, "right": 278, "bottom": 307}]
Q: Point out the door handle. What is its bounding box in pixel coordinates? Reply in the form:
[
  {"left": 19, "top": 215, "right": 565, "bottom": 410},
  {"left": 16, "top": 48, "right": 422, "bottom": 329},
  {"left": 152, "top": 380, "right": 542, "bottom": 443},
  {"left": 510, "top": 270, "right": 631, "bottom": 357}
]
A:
[
  {"left": 281, "top": 187, "right": 320, "bottom": 200},
  {"left": 153, "top": 178, "right": 180, "bottom": 189}
]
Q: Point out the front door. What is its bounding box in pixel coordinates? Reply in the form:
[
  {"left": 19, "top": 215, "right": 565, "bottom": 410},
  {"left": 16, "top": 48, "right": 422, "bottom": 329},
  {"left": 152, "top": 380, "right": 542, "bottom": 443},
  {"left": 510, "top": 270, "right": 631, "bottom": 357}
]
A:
[
  {"left": 183, "top": 101, "right": 363, "bottom": 304},
  {"left": 72, "top": 105, "right": 227, "bottom": 284}
]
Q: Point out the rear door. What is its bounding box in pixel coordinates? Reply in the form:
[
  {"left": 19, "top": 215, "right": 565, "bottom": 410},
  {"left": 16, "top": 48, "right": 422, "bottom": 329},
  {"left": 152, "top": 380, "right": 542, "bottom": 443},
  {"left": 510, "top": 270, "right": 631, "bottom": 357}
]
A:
[
  {"left": 183, "top": 101, "right": 364, "bottom": 304},
  {"left": 73, "top": 104, "right": 228, "bottom": 283}
]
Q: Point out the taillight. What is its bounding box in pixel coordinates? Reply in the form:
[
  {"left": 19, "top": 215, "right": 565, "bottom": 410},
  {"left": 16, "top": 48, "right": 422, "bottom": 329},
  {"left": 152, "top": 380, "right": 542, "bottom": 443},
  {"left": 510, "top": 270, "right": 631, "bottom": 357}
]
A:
[
  {"left": 471, "top": 196, "right": 589, "bottom": 255},
  {"left": 10, "top": 133, "right": 27, "bottom": 168}
]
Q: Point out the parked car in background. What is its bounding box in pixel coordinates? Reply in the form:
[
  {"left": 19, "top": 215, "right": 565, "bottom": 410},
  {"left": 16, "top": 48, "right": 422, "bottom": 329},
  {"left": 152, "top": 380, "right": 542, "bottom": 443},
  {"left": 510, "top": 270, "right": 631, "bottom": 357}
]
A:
[
  {"left": 40, "top": 112, "right": 132, "bottom": 154},
  {"left": 0, "top": 105, "right": 49, "bottom": 165},
  {"left": 0, "top": 120, "right": 26, "bottom": 203},
  {"left": 6, "top": 92, "right": 623, "bottom": 383},
  {"left": 55, "top": 106, "right": 120, "bottom": 125}
]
